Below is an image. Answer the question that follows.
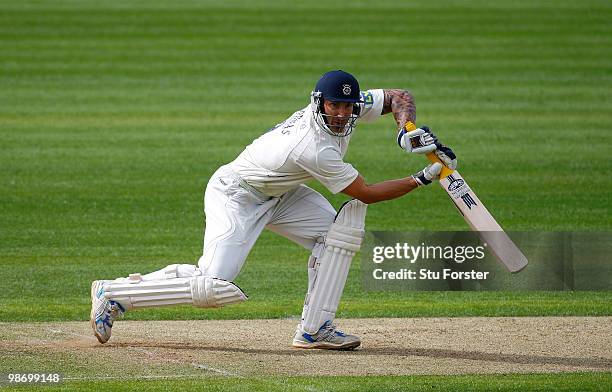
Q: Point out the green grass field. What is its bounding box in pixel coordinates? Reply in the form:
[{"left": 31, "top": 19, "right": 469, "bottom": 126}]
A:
[
  {"left": 1, "top": 0, "right": 611, "bottom": 390},
  {"left": 3, "top": 373, "right": 612, "bottom": 392}
]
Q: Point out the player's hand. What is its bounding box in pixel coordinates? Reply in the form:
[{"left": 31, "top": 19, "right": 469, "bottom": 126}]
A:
[
  {"left": 434, "top": 143, "right": 457, "bottom": 170},
  {"left": 412, "top": 162, "right": 442, "bottom": 186},
  {"left": 397, "top": 125, "right": 437, "bottom": 154}
]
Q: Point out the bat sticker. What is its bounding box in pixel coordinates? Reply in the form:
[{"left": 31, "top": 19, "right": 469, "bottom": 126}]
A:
[
  {"left": 446, "top": 175, "right": 472, "bottom": 200},
  {"left": 461, "top": 193, "right": 478, "bottom": 209},
  {"left": 447, "top": 178, "right": 465, "bottom": 192}
]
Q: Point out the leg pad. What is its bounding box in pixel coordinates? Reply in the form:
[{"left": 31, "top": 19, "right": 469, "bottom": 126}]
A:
[
  {"left": 104, "top": 276, "right": 247, "bottom": 310},
  {"left": 301, "top": 199, "right": 367, "bottom": 334}
]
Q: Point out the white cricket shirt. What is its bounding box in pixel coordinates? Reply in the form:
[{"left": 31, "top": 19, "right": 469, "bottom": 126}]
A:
[{"left": 229, "top": 89, "right": 384, "bottom": 197}]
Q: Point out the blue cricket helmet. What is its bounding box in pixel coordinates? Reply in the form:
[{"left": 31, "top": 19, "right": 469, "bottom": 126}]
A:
[
  {"left": 314, "top": 70, "right": 361, "bottom": 103},
  {"left": 311, "top": 70, "right": 361, "bottom": 137}
]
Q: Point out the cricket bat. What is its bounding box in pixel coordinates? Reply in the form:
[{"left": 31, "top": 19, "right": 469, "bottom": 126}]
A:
[{"left": 406, "top": 122, "right": 528, "bottom": 273}]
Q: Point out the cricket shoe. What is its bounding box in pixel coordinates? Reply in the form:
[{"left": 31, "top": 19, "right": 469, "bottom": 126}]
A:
[
  {"left": 90, "top": 280, "right": 125, "bottom": 344},
  {"left": 292, "top": 321, "right": 361, "bottom": 350}
]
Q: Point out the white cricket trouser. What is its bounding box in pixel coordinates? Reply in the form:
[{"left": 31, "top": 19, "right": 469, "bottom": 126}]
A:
[{"left": 196, "top": 165, "right": 336, "bottom": 281}]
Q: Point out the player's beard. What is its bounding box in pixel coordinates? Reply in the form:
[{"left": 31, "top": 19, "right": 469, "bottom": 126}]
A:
[{"left": 327, "top": 116, "right": 349, "bottom": 134}]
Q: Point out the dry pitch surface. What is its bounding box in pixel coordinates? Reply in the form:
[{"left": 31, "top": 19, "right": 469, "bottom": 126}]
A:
[{"left": 1, "top": 318, "right": 610, "bottom": 380}]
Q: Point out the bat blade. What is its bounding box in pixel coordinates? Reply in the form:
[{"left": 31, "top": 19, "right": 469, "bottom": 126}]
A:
[
  {"left": 402, "top": 122, "right": 527, "bottom": 272},
  {"left": 439, "top": 172, "right": 528, "bottom": 273}
]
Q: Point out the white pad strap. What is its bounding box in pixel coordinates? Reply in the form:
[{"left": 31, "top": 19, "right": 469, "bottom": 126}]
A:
[
  {"left": 301, "top": 199, "right": 367, "bottom": 334},
  {"left": 104, "top": 276, "right": 247, "bottom": 310}
]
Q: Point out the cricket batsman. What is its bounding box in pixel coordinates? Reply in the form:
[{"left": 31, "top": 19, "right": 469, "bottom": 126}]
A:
[{"left": 91, "top": 70, "right": 457, "bottom": 350}]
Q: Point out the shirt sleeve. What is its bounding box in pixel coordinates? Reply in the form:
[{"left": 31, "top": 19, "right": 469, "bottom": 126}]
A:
[
  {"left": 358, "top": 89, "right": 385, "bottom": 123},
  {"left": 296, "top": 146, "right": 359, "bottom": 194}
]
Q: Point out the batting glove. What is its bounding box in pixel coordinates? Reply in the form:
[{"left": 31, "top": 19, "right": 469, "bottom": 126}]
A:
[
  {"left": 413, "top": 162, "right": 442, "bottom": 186},
  {"left": 397, "top": 125, "right": 437, "bottom": 154},
  {"left": 434, "top": 143, "right": 458, "bottom": 170}
]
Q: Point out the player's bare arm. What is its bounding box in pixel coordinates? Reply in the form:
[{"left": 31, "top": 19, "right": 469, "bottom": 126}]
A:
[
  {"left": 342, "top": 175, "right": 418, "bottom": 204},
  {"left": 382, "top": 89, "right": 416, "bottom": 129},
  {"left": 341, "top": 163, "right": 442, "bottom": 204}
]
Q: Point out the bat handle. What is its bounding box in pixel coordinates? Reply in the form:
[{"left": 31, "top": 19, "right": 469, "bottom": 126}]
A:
[
  {"left": 404, "top": 122, "right": 454, "bottom": 179},
  {"left": 426, "top": 151, "right": 454, "bottom": 179}
]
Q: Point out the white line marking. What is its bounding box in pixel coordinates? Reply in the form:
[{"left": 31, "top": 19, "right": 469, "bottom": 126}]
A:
[
  {"left": 50, "top": 326, "right": 242, "bottom": 377},
  {"left": 64, "top": 375, "right": 201, "bottom": 381},
  {"left": 190, "top": 362, "right": 242, "bottom": 377}
]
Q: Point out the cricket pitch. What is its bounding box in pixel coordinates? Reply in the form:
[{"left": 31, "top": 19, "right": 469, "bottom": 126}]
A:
[{"left": 1, "top": 317, "right": 610, "bottom": 381}]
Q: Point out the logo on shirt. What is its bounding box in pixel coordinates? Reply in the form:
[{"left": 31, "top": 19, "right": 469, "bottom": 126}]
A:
[
  {"left": 342, "top": 84, "right": 352, "bottom": 95},
  {"left": 360, "top": 91, "right": 373, "bottom": 106}
]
